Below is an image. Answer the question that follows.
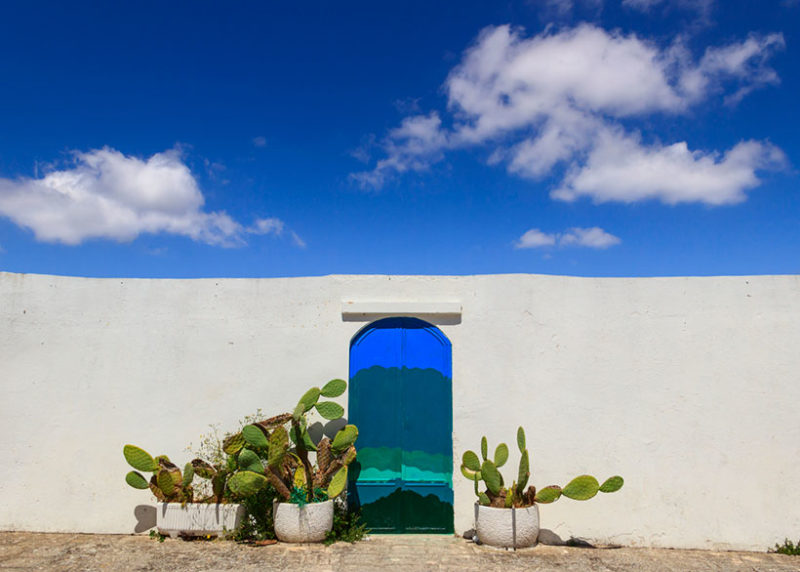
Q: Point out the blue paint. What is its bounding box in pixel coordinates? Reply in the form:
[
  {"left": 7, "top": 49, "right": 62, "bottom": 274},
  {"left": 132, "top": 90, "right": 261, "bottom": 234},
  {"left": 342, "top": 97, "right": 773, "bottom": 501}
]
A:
[{"left": 348, "top": 317, "right": 453, "bottom": 533}]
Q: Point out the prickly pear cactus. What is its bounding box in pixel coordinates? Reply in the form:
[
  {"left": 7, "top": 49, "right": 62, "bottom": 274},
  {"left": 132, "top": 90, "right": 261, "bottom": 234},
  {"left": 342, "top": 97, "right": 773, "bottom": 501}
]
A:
[{"left": 460, "top": 426, "right": 624, "bottom": 509}]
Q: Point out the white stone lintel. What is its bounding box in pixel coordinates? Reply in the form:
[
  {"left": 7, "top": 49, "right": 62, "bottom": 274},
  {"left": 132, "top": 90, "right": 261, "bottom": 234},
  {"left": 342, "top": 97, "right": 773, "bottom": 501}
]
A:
[{"left": 341, "top": 300, "right": 462, "bottom": 320}]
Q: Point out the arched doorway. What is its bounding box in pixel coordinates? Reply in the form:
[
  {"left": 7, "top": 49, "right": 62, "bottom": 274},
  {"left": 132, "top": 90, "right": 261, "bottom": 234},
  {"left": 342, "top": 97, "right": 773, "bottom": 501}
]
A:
[{"left": 348, "top": 317, "right": 453, "bottom": 533}]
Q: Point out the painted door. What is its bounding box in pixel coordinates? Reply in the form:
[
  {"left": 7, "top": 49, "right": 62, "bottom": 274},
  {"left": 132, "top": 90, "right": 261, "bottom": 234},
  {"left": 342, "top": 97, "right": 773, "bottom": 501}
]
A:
[{"left": 348, "top": 317, "right": 453, "bottom": 533}]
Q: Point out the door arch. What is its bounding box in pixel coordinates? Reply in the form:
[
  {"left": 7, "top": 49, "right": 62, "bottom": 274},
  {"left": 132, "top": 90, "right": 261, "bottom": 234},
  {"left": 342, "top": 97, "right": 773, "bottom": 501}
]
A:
[{"left": 348, "top": 317, "right": 453, "bottom": 533}]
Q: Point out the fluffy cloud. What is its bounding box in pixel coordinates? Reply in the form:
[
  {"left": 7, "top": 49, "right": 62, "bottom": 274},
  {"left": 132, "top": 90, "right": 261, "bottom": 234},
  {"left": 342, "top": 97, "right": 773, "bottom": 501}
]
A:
[
  {"left": 0, "top": 147, "right": 301, "bottom": 247},
  {"left": 247, "top": 217, "right": 307, "bottom": 248},
  {"left": 351, "top": 113, "right": 447, "bottom": 189},
  {"left": 553, "top": 131, "right": 786, "bottom": 204},
  {"left": 515, "top": 226, "right": 621, "bottom": 249},
  {"left": 354, "top": 24, "right": 785, "bottom": 206}
]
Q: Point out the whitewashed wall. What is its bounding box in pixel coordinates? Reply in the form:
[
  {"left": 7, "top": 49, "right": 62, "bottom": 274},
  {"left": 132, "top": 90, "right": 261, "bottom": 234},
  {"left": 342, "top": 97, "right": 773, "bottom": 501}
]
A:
[{"left": 1, "top": 272, "right": 798, "bottom": 550}]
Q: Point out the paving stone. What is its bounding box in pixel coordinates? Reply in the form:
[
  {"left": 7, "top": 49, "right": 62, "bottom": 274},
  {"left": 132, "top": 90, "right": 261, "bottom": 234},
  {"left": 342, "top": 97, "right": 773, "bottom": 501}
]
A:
[{"left": 1, "top": 532, "right": 799, "bottom": 571}]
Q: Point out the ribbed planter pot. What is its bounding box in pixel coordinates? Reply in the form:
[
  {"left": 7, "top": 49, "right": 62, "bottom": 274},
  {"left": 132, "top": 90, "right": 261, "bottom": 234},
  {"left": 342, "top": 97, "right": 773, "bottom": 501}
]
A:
[
  {"left": 273, "top": 499, "right": 334, "bottom": 543},
  {"left": 475, "top": 503, "right": 539, "bottom": 549},
  {"left": 156, "top": 502, "right": 244, "bottom": 539}
]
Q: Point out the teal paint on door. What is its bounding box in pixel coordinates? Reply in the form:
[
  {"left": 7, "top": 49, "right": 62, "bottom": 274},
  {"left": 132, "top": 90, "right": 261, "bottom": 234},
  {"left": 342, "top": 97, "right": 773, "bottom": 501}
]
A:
[{"left": 348, "top": 317, "right": 454, "bottom": 533}]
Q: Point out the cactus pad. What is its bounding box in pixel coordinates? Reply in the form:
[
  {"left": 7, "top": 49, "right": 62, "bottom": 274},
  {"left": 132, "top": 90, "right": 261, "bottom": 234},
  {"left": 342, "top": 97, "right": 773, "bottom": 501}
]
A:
[
  {"left": 494, "top": 443, "right": 509, "bottom": 468},
  {"left": 481, "top": 460, "right": 502, "bottom": 495},
  {"left": 314, "top": 401, "right": 344, "bottom": 420},
  {"left": 460, "top": 465, "right": 482, "bottom": 481},
  {"left": 293, "top": 465, "right": 307, "bottom": 489},
  {"left": 156, "top": 469, "right": 175, "bottom": 496},
  {"left": 331, "top": 424, "right": 358, "bottom": 453},
  {"left": 228, "top": 471, "right": 269, "bottom": 497},
  {"left": 517, "top": 427, "right": 526, "bottom": 453},
  {"left": 321, "top": 378, "right": 347, "bottom": 398},
  {"left": 123, "top": 445, "right": 157, "bottom": 472},
  {"left": 242, "top": 424, "right": 269, "bottom": 449},
  {"left": 298, "top": 387, "right": 321, "bottom": 412},
  {"left": 238, "top": 448, "right": 264, "bottom": 474},
  {"left": 125, "top": 471, "right": 149, "bottom": 489},
  {"left": 462, "top": 450, "right": 481, "bottom": 472},
  {"left": 517, "top": 449, "right": 530, "bottom": 491},
  {"left": 327, "top": 466, "right": 348, "bottom": 498},
  {"left": 562, "top": 475, "right": 600, "bottom": 500},
  {"left": 222, "top": 432, "right": 245, "bottom": 455},
  {"left": 534, "top": 485, "right": 562, "bottom": 503},
  {"left": 478, "top": 492, "right": 491, "bottom": 506},
  {"left": 182, "top": 463, "right": 194, "bottom": 487},
  {"left": 480, "top": 436, "right": 488, "bottom": 461},
  {"left": 268, "top": 426, "right": 289, "bottom": 468},
  {"left": 599, "top": 475, "right": 624, "bottom": 493}
]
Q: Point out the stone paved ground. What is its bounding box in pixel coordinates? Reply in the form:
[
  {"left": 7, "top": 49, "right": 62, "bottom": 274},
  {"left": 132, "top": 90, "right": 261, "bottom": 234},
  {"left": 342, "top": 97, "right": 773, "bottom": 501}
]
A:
[{"left": 2, "top": 533, "right": 799, "bottom": 572}]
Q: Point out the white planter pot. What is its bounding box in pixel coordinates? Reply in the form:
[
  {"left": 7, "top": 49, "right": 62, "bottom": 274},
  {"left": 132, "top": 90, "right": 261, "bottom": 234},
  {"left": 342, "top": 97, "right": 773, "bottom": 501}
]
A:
[
  {"left": 273, "top": 499, "right": 334, "bottom": 543},
  {"left": 156, "top": 502, "right": 244, "bottom": 539},
  {"left": 475, "top": 503, "right": 539, "bottom": 549}
]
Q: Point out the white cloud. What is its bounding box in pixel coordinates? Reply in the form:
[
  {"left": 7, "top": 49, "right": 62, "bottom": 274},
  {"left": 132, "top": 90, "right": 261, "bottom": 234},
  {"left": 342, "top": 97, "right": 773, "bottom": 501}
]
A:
[
  {"left": 515, "top": 226, "right": 621, "bottom": 249},
  {"left": 246, "top": 217, "right": 307, "bottom": 248},
  {"left": 0, "top": 147, "right": 303, "bottom": 248},
  {"left": 553, "top": 130, "right": 786, "bottom": 204},
  {"left": 515, "top": 228, "right": 557, "bottom": 248},
  {"left": 351, "top": 113, "right": 447, "bottom": 189},
  {"left": 248, "top": 217, "right": 285, "bottom": 236},
  {"left": 252, "top": 136, "right": 267, "bottom": 147},
  {"left": 353, "top": 24, "right": 785, "bottom": 206}
]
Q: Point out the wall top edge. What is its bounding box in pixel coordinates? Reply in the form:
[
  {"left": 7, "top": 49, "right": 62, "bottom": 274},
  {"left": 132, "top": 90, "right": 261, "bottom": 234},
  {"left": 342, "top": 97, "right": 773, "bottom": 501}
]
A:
[{"left": 1, "top": 271, "right": 798, "bottom": 282}]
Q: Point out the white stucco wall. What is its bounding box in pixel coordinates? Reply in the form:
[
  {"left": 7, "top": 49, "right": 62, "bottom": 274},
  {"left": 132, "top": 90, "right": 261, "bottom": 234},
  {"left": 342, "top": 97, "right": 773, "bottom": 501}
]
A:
[{"left": 1, "top": 272, "right": 798, "bottom": 550}]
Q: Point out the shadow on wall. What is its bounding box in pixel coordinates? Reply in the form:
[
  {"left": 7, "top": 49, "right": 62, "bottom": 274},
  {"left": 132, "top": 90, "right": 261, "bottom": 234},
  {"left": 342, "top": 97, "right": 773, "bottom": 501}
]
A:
[{"left": 134, "top": 505, "right": 156, "bottom": 533}]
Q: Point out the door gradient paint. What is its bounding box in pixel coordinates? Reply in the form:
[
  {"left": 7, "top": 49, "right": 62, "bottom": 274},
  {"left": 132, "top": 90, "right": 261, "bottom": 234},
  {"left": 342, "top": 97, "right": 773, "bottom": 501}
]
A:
[{"left": 348, "top": 317, "right": 454, "bottom": 533}]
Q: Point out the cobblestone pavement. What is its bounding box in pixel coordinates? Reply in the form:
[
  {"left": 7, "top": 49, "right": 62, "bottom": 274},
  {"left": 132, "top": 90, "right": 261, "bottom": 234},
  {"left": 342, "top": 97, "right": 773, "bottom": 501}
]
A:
[{"left": 2, "top": 532, "right": 799, "bottom": 572}]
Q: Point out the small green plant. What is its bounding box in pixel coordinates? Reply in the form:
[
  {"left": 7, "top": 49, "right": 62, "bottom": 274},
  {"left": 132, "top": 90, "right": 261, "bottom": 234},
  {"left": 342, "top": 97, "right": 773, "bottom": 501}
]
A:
[
  {"left": 324, "top": 501, "right": 369, "bottom": 545},
  {"left": 149, "top": 529, "right": 167, "bottom": 542},
  {"left": 225, "top": 379, "right": 359, "bottom": 505},
  {"left": 771, "top": 538, "right": 800, "bottom": 555},
  {"left": 461, "top": 426, "right": 624, "bottom": 508}
]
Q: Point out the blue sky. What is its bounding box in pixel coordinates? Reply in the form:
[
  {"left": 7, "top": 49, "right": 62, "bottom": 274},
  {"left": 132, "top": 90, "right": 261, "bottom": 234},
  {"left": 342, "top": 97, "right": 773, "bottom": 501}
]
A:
[{"left": 0, "top": 0, "right": 797, "bottom": 278}]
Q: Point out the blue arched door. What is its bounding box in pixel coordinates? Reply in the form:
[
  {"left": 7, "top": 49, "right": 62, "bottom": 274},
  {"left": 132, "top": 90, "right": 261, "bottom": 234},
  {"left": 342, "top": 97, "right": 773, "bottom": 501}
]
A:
[{"left": 348, "top": 317, "right": 453, "bottom": 533}]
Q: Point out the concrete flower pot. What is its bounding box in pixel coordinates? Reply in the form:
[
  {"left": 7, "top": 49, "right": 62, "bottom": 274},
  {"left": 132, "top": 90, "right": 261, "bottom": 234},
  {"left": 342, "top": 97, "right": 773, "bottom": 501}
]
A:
[
  {"left": 273, "top": 499, "right": 334, "bottom": 543},
  {"left": 475, "top": 503, "right": 539, "bottom": 549},
  {"left": 156, "top": 502, "right": 244, "bottom": 538}
]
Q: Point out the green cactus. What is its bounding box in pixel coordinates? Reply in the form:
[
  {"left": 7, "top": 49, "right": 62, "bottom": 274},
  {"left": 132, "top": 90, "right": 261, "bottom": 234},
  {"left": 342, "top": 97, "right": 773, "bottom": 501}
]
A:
[
  {"left": 326, "top": 466, "right": 348, "bottom": 498},
  {"left": 481, "top": 460, "right": 502, "bottom": 495},
  {"left": 123, "top": 443, "right": 233, "bottom": 504},
  {"left": 242, "top": 424, "right": 269, "bottom": 449},
  {"left": 331, "top": 424, "right": 358, "bottom": 453},
  {"left": 228, "top": 471, "right": 269, "bottom": 496},
  {"left": 227, "top": 381, "right": 359, "bottom": 505},
  {"left": 494, "top": 443, "right": 509, "bottom": 468},
  {"left": 460, "top": 426, "right": 624, "bottom": 509},
  {"left": 314, "top": 401, "right": 344, "bottom": 420},
  {"left": 320, "top": 378, "right": 347, "bottom": 398},
  {"left": 562, "top": 475, "right": 600, "bottom": 500}
]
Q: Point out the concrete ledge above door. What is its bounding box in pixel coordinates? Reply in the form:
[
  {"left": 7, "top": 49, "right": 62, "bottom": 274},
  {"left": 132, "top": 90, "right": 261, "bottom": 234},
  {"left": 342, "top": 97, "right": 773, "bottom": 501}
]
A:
[{"left": 341, "top": 301, "right": 462, "bottom": 324}]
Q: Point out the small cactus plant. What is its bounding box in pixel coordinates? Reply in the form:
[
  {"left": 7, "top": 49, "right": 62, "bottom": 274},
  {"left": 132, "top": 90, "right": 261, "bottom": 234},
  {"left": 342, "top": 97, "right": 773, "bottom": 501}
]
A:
[
  {"left": 461, "top": 427, "right": 624, "bottom": 508},
  {"left": 226, "top": 379, "right": 358, "bottom": 505},
  {"left": 123, "top": 445, "right": 232, "bottom": 504}
]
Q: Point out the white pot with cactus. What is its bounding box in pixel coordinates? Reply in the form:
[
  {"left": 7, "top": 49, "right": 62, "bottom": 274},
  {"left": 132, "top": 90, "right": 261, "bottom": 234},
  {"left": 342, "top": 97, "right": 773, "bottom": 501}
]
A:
[
  {"left": 225, "top": 379, "right": 358, "bottom": 543},
  {"left": 461, "top": 427, "right": 624, "bottom": 549},
  {"left": 123, "top": 444, "right": 243, "bottom": 538}
]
